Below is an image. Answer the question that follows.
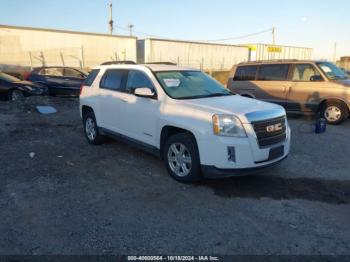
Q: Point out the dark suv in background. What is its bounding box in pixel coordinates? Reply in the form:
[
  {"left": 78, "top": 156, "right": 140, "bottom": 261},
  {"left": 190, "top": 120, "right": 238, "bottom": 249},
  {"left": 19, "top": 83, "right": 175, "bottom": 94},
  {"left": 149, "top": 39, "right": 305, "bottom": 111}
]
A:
[
  {"left": 228, "top": 60, "right": 350, "bottom": 124},
  {"left": 27, "top": 67, "right": 87, "bottom": 96}
]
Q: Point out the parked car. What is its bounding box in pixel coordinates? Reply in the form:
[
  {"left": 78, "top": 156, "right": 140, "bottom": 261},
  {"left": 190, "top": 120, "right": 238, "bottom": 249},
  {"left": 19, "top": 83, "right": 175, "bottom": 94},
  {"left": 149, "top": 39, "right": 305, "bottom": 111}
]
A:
[
  {"left": 80, "top": 63, "right": 290, "bottom": 183},
  {"left": 27, "top": 67, "right": 88, "bottom": 96},
  {"left": 228, "top": 60, "right": 350, "bottom": 125},
  {"left": 0, "top": 72, "right": 48, "bottom": 101}
]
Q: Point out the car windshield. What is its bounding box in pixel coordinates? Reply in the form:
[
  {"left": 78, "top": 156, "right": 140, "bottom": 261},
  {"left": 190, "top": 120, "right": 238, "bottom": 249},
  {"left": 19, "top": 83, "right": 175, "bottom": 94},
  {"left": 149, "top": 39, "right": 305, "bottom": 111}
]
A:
[
  {"left": 0, "top": 72, "right": 20, "bottom": 83},
  {"left": 316, "top": 62, "right": 349, "bottom": 80},
  {"left": 155, "top": 71, "right": 232, "bottom": 99}
]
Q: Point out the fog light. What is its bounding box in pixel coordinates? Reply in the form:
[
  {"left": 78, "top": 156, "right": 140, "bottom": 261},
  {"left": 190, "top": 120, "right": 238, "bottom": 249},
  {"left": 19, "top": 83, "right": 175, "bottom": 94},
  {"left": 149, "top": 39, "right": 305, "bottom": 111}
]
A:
[{"left": 227, "top": 146, "right": 236, "bottom": 162}]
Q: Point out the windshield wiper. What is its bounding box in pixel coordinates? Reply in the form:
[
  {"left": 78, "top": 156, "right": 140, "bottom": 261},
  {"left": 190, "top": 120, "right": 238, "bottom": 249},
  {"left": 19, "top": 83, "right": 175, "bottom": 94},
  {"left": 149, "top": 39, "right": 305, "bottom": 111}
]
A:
[{"left": 182, "top": 93, "right": 231, "bottom": 100}]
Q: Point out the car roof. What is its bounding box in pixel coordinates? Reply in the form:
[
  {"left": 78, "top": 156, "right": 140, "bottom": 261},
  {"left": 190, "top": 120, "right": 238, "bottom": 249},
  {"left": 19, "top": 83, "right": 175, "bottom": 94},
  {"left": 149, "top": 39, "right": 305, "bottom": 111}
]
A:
[
  {"left": 94, "top": 64, "right": 199, "bottom": 72},
  {"left": 236, "top": 60, "right": 325, "bottom": 66}
]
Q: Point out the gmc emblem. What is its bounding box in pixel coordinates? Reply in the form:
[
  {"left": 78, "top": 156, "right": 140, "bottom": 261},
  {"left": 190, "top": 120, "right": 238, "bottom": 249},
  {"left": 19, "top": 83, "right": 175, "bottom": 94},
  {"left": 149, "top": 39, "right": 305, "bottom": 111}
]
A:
[{"left": 266, "top": 123, "right": 283, "bottom": 133}]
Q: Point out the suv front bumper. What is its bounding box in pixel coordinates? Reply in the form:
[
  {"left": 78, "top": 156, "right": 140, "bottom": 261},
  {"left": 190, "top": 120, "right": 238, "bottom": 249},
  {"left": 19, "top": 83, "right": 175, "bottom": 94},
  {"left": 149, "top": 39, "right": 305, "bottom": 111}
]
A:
[
  {"left": 197, "top": 124, "right": 291, "bottom": 178},
  {"left": 201, "top": 154, "right": 288, "bottom": 178}
]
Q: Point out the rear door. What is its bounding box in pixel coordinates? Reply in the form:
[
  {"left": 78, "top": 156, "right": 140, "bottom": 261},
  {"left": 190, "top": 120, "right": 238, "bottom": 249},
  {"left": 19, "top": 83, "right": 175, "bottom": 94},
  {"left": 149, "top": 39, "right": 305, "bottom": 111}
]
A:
[
  {"left": 62, "top": 68, "right": 87, "bottom": 95},
  {"left": 287, "top": 63, "right": 325, "bottom": 112},
  {"left": 97, "top": 69, "right": 129, "bottom": 133},
  {"left": 255, "top": 64, "right": 291, "bottom": 107},
  {"left": 36, "top": 68, "right": 66, "bottom": 95}
]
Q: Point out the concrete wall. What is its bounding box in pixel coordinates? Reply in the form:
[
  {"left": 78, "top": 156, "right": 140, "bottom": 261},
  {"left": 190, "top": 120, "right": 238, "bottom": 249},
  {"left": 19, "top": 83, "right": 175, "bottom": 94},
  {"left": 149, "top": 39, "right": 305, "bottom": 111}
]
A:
[
  {"left": 138, "top": 38, "right": 250, "bottom": 71},
  {"left": 0, "top": 25, "right": 137, "bottom": 69}
]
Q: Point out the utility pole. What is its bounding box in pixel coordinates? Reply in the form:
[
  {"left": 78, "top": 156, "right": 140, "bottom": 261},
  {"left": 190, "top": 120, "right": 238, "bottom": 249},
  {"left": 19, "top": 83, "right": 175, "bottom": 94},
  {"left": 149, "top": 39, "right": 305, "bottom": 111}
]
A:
[
  {"left": 333, "top": 42, "right": 337, "bottom": 63},
  {"left": 128, "top": 24, "right": 134, "bottom": 36},
  {"left": 272, "top": 27, "right": 276, "bottom": 45},
  {"left": 109, "top": 3, "right": 114, "bottom": 35}
]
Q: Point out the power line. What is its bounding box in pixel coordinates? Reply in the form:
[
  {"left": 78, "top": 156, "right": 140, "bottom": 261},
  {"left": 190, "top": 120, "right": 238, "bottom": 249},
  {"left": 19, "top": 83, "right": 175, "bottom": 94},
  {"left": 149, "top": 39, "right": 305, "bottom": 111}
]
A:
[
  {"left": 115, "top": 25, "right": 274, "bottom": 43},
  {"left": 200, "top": 28, "right": 274, "bottom": 42}
]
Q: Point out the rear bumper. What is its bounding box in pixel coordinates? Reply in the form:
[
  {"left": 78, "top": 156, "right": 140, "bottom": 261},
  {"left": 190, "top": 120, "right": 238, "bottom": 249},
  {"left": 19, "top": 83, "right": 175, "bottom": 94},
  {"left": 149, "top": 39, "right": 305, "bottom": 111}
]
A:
[{"left": 201, "top": 154, "right": 288, "bottom": 179}]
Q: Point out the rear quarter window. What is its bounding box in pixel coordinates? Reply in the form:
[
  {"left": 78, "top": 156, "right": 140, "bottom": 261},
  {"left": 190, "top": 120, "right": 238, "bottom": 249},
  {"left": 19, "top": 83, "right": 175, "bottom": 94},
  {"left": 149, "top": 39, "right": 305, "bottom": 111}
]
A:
[
  {"left": 84, "top": 69, "right": 100, "bottom": 86},
  {"left": 233, "top": 66, "right": 258, "bottom": 81},
  {"left": 257, "top": 64, "right": 290, "bottom": 81},
  {"left": 100, "top": 69, "right": 128, "bottom": 91}
]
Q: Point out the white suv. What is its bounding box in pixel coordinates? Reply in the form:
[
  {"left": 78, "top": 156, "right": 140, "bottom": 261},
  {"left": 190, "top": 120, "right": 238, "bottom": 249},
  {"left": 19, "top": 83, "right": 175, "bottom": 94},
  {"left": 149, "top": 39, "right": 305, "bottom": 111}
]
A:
[{"left": 80, "top": 63, "right": 291, "bottom": 183}]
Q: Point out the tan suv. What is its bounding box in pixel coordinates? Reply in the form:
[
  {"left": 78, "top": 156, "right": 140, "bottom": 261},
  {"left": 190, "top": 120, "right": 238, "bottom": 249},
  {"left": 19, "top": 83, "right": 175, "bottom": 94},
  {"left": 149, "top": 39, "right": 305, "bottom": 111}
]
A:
[{"left": 227, "top": 60, "right": 350, "bottom": 124}]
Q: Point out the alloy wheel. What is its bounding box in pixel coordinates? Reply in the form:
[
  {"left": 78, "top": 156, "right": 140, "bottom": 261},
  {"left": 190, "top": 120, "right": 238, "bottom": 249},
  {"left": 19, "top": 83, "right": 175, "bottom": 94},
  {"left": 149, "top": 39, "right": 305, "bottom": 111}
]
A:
[{"left": 167, "top": 143, "right": 192, "bottom": 177}]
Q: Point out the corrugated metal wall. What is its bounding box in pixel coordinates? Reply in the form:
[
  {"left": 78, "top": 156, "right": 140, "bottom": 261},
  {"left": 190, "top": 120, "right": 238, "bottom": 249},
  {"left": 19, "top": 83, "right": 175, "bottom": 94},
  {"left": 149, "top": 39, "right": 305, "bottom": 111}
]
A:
[
  {"left": 0, "top": 25, "right": 137, "bottom": 69},
  {"left": 249, "top": 44, "right": 313, "bottom": 61},
  {"left": 139, "top": 38, "right": 250, "bottom": 71}
]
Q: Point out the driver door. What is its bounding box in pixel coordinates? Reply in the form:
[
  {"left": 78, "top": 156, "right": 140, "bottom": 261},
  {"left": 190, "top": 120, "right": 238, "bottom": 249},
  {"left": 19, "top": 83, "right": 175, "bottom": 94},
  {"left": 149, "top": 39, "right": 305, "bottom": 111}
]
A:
[
  {"left": 287, "top": 63, "right": 324, "bottom": 112},
  {"left": 116, "top": 70, "right": 160, "bottom": 147}
]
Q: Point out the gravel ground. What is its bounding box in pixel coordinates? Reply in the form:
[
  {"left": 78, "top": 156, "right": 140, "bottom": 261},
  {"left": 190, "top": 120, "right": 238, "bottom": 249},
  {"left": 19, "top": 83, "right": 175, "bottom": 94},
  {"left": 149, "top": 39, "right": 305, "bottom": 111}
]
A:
[{"left": 0, "top": 96, "right": 349, "bottom": 255}]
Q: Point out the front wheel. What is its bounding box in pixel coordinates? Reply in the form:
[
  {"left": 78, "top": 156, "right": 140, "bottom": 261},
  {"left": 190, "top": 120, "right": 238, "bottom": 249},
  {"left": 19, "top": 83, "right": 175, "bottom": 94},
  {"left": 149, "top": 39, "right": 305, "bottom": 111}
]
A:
[
  {"left": 9, "top": 90, "right": 24, "bottom": 101},
  {"left": 320, "top": 101, "right": 349, "bottom": 125},
  {"left": 163, "top": 133, "right": 202, "bottom": 183},
  {"left": 83, "top": 112, "right": 105, "bottom": 145}
]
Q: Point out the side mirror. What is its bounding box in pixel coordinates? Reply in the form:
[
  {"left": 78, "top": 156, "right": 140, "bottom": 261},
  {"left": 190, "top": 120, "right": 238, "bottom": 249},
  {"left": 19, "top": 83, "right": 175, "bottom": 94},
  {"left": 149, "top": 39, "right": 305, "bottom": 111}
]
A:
[
  {"left": 134, "top": 87, "right": 155, "bottom": 98},
  {"left": 310, "top": 75, "right": 323, "bottom": 82}
]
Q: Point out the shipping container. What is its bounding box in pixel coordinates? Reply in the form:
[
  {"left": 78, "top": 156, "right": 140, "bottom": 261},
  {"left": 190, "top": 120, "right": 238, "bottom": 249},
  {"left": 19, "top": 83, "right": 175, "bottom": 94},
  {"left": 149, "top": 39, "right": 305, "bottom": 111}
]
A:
[
  {"left": 138, "top": 38, "right": 250, "bottom": 71},
  {"left": 247, "top": 43, "right": 313, "bottom": 61},
  {"left": 0, "top": 24, "right": 137, "bottom": 69}
]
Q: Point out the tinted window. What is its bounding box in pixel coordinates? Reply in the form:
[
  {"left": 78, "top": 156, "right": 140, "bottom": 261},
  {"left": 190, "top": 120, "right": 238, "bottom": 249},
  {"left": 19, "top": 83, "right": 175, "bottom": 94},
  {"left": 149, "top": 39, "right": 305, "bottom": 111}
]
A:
[
  {"left": 292, "top": 64, "right": 322, "bottom": 81},
  {"left": 257, "top": 64, "right": 290, "bottom": 81},
  {"left": 126, "top": 70, "right": 154, "bottom": 93},
  {"left": 64, "top": 68, "right": 85, "bottom": 79},
  {"left": 100, "top": 69, "right": 127, "bottom": 91},
  {"left": 39, "top": 68, "right": 64, "bottom": 77},
  {"left": 234, "top": 66, "right": 257, "bottom": 81},
  {"left": 84, "top": 69, "right": 100, "bottom": 86}
]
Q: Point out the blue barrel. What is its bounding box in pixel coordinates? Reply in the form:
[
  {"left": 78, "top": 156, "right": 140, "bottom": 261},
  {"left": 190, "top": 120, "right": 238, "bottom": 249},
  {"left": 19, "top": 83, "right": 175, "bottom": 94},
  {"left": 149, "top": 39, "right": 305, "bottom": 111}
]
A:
[{"left": 315, "top": 118, "right": 327, "bottom": 134}]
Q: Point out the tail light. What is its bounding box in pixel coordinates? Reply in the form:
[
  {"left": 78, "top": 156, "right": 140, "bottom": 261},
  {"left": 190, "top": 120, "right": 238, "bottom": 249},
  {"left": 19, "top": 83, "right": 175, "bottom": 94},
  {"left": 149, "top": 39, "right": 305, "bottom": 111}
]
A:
[{"left": 23, "top": 71, "right": 31, "bottom": 80}]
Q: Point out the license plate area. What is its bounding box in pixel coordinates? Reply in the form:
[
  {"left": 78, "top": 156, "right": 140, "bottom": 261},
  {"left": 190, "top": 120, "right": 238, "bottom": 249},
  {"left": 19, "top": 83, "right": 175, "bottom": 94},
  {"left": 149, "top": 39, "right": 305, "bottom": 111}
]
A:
[{"left": 268, "top": 145, "right": 284, "bottom": 161}]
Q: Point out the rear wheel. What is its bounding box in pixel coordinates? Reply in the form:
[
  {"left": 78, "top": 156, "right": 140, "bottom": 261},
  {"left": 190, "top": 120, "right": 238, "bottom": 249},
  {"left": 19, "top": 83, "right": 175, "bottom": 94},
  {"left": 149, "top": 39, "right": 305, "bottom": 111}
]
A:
[
  {"left": 83, "top": 112, "right": 105, "bottom": 145},
  {"left": 320, "top": 101, "right": 349, "bottom": 125},
  {"left": 9, "top": 90, "right": 24, "bottom": 101},
  {"left": 163, "top": 133, "right": 201, "bottom": 183}
]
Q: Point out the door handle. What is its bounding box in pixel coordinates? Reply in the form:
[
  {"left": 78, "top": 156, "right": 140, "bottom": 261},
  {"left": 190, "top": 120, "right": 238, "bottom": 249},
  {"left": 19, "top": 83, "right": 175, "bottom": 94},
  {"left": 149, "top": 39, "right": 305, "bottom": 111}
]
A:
[{"left": 283, "top": 85, "right": 292, "bottom": 93}]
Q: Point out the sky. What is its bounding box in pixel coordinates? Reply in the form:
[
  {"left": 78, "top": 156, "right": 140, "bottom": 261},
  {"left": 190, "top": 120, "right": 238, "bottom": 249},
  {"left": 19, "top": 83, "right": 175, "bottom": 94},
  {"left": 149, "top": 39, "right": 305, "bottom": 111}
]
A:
[{"left": 0, "top": 0, "right": 349, "bottom": 60}]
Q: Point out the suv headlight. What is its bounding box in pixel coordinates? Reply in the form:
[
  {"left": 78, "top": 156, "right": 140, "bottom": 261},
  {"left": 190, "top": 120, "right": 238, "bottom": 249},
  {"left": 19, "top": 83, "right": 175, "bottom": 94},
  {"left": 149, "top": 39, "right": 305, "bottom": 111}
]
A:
[{"left": 212, "top": 114, "right": 247, "bottom": 137}]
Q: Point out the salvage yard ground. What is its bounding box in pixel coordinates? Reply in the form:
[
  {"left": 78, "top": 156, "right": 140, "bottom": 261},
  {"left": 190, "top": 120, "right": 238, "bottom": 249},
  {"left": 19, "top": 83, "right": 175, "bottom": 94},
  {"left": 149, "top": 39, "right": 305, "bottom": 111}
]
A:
[{"left": 0, "top": 97, "right": 349, "bottom": 255}]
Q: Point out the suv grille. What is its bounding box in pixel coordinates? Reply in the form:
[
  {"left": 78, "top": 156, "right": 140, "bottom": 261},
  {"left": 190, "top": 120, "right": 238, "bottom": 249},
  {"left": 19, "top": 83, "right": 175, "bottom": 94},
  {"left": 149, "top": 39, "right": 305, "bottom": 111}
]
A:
[{"left": 252, "top": 116, "right": 287, "bottom": 147}]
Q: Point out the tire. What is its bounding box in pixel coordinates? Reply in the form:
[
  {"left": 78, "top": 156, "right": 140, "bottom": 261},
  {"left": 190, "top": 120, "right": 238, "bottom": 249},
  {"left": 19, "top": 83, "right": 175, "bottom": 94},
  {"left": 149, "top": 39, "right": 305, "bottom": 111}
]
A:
[
  {"left": 9, "top": 89, "right": 24, "bottom": 101},
  {"left": 320, "top": 101, "right": 349, "bottom": 125},
  {"left": 163, "top": 133, "right": 202, "bottom": 183},
  {"left": 83, "top": 112, "right": 105, "bottom": 145}
]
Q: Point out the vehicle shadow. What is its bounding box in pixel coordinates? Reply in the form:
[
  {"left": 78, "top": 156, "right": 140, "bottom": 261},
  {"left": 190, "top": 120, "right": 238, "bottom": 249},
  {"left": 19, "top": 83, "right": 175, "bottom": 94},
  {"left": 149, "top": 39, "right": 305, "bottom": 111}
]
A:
[{"left": 199, "top": 174, "right": 350, "bottom": 205}]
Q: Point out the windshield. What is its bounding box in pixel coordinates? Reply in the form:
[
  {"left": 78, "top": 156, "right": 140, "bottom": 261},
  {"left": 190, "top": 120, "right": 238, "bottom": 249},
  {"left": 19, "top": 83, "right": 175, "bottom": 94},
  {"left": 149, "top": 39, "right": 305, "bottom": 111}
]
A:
[
  {"left": 155, "top": 71, "right": 232, "bottom": 99},
  {"left": 0, "top": 72, "right": 20, "bottom": 83},
  {"left": 316, "top": 62, "right": 349, "bottom": 80}
]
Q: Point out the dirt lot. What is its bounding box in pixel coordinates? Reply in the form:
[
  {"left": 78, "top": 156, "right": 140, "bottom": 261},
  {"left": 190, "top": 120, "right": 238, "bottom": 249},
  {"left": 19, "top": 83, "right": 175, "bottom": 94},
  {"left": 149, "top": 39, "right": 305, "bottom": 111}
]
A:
[{"left": 0, "top": 97, "right": 349, "bottom": 255}]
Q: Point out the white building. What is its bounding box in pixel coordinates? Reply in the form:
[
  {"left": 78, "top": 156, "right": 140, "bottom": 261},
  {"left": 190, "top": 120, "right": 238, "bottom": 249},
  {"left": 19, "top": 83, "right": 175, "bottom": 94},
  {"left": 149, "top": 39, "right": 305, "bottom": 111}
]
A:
[
  {"left": 0, "top": 24, "right": 137, "bottom": 69},
  {"left": 137, "top": 38, "right": 250, "bottom": 71}
]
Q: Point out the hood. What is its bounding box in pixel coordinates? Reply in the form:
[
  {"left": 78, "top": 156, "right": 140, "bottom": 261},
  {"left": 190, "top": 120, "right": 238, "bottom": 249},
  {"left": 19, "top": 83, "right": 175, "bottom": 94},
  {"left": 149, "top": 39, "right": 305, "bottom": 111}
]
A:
[{"left": 180, "top": 95, "right": 285, "bottom": 123}]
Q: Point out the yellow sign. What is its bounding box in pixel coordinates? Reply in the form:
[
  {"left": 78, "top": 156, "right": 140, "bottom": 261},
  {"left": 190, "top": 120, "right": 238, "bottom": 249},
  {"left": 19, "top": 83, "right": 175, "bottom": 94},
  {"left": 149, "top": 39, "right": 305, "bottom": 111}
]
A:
[
  {"left": 268, "top": 46, "right": 282, "bottom": 53},
  {"left": 246, "top": 45, "right": 257, "bottom": 51}
]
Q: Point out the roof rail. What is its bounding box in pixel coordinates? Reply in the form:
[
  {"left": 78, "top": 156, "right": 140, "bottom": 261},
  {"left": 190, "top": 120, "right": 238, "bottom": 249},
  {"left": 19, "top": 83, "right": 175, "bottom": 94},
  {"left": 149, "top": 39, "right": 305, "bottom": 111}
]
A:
[
  {"left": 145, "top": 62, "right": 177, "bottom": 65},
  {"left": 242, "top": 59, "right": 300, "bottom": 64},
  {"left": 101, "top": 61, "right": 136, "bottom": 65}
]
